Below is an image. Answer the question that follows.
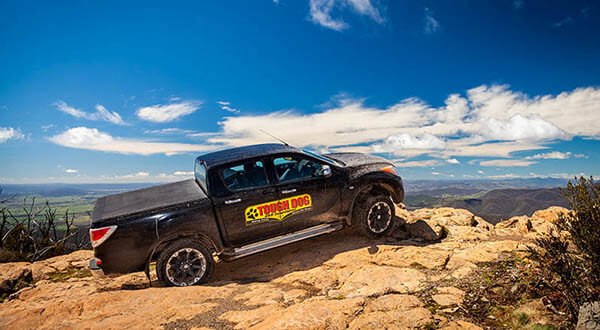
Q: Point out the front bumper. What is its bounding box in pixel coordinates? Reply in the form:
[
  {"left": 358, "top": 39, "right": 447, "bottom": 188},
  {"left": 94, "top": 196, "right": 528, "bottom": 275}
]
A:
[{"left": 89, "top": 258, "right": 106, "bottom": 277}]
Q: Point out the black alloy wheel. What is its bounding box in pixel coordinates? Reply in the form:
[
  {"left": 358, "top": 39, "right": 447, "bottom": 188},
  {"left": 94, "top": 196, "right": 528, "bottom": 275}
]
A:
[
  {"left": 353, "top": 194, "right": 396, "bottom": 238},
  {"left": 157, "top": 239, "right": 214, "bottom": 287}
]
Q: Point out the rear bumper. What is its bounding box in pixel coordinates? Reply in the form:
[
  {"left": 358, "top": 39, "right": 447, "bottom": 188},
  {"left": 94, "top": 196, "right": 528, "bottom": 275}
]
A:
[{"left": 88, "top": 258, "right": 106, "bottom": 277}]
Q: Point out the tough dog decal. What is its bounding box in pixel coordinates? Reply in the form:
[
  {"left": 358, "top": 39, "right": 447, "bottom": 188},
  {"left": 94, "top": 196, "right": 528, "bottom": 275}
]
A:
[{"left": 245, "top": 194, "right": 312, "bottom": 226}]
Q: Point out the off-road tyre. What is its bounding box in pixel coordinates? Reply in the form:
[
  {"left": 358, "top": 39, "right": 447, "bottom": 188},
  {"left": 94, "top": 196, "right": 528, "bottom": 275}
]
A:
[
  {"left": 352, "top": 194, "right": 396, "bottom": 238},
  {"left": 156, "top": 238, "right": 215, "bottom": 287}
]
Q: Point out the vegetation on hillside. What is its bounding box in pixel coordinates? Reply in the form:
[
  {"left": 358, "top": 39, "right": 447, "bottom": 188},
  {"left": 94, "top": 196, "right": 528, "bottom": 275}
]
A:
[
  {"left": 0, "top": 187, "right": 89, "bottom": 263},
  {"left": 528, "top": 177, "right": 600, "bottom": 324}
]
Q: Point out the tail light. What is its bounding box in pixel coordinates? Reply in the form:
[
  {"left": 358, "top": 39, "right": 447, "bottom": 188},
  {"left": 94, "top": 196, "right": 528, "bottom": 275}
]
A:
[
  {"left": 90, "top": 225, "right": 117, "bottom": 248},
  {"left": 381, "top": 165, "right": 397, "bottom": 175}
]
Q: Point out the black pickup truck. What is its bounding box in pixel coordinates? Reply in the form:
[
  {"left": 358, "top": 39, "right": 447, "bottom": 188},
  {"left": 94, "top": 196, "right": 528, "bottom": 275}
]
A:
[{"left": 89, "top": 143, "right": 404, "bottom": 287}]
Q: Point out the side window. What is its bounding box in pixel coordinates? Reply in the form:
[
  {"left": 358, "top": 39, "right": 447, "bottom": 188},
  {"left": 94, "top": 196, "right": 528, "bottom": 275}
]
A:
[
  {"left": 273, "top": 155, "right": 323, "bottom": 183},
  {"left": 222, "top": 161, "right": 268, "bottom": 191}
]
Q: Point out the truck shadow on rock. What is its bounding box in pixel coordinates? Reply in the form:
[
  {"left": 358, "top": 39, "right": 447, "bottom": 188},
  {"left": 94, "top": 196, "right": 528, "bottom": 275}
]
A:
[{"left": 207, "top": 215, "right": 441, "bottom": 287}]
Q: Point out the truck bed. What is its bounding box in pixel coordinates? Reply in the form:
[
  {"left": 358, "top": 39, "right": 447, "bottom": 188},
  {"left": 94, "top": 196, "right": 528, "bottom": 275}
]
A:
[{"left": 92, "top": 179, "right": 207, "bottom": 223}]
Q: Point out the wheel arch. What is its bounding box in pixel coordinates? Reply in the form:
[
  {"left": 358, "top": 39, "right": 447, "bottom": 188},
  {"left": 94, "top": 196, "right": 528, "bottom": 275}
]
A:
[
  {"left": 143, "top": 231, "right": 218, "bottom": 278},
  {"left": 345, "top": 180, "right": 401, "bottom": 226}
]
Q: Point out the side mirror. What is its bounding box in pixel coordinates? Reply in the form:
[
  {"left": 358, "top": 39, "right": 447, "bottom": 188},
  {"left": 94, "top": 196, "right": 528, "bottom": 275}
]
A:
[{"left": 321, "top": 165, "right": 331, "bottom": 177}]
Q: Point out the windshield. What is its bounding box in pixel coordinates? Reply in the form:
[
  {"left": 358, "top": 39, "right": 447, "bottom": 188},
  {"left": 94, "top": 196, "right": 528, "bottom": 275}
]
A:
[{"left": 301, "top": 149, "right": 344, "bottom": 166}]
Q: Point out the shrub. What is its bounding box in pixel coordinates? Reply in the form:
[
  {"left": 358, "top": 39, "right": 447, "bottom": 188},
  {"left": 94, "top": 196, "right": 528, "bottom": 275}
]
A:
[{"left": 528, "top": 176, "right": 600, "bottom": 324}]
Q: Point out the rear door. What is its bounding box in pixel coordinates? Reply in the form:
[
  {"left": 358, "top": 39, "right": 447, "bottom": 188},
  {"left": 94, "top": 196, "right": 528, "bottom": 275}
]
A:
[
  {"left": 270, "top": 154, "right": 343, "bottom": 234},
  {"left": 212, "top": 159, "right": 281, "bottom": 246}
]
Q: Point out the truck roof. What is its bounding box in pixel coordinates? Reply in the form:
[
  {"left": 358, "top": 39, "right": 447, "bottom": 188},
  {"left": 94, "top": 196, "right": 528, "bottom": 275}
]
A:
[{"left": 196, "top": 143, "right": 301, "bottom": 168}]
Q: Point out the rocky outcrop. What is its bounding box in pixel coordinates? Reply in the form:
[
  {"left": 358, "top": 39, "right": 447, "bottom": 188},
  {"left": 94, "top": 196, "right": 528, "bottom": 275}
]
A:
[{"left": 0, "top": 206, "right": 567, "bottom": 329}]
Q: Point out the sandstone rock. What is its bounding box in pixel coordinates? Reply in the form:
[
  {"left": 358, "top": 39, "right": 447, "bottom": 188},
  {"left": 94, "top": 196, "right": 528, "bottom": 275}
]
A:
[
  {"left": 532, "top": 207, "right": 568, "bottom": 223},
  {"left": 444, "top": 226, "right": 491, "bottom": 241},
  {"left": 251, "top": 297, "right": 365, "bottom": 329},
  {"left": 408, "top": 208, "right": 476, "bottom": 227},
  {"left": 374, "top": 246, "right": 451, "bottom": 270},
  {"left": 365, "top": 294, "right": 423, "bottom": 312},
  {"left": 432, "top": 287, "right": 465, "bottom": 307},
  {"left": 473, "top": 216, "right": 494, "bottom": 231},
  {"left": 496, "top": 216, "right": 532, "bottom": 233},
  {"left": 435, "top": 208, "right": 476, "bottom": 225},
  {"left": 349, "top": 307, "right": 434, "bottom": 329},
  {"left": 330, "top": 266, "right": 425, "bottom": 298},
  {"left": 220, "top": 305, "right": 284, "bottom": 329}
]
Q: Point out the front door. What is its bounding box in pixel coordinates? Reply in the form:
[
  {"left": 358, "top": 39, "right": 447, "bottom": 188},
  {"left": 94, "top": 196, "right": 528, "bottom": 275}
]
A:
[
  {"left": 213, "top": 159, "right": 281, "bottom": 246},
  {"left": 270, "top": 154, "right": 343, "bottom": 234}
]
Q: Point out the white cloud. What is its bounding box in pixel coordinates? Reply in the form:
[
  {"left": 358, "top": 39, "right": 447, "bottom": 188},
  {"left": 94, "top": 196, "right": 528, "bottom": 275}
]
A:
[
  {"left": 65, "top": 169, "right": 78, "bottom": 173},
  {"left": 48, "top": 127, "right": 220, "bottom": 156},
  {"left": 173, "top": 171, "right": 193, "bottom": 176},
  {"left": 346, "top": 0, "right": 384, "bottom": 23},
  {"left": 479, "top": 159, "right": 536, "bottom": 167},
  {"left": 394, "top": 160, "right": 440, "bottom": 167},
  {"left": 136, "top": 101, "right": 201, "bottom": 123},
  {"left": 0, "top": 127, "right": 25, "bottom": 143},
  {"left": 574, "top": 154, "right": 588, "bottom": 159},
  {"left": 308, "top": 0, "right": 383, "bottom": 31},
  {"left": 144, "top": 128, "right": 194, "bottom": 135},
  {"left": 525, "top": 151, "right": 572, "bottom": 160},
  {"left": 446, "top": 158, "right": 459, "bottom": 164},
  {"left": 480, "top": 114, "right": 568, "bottom": 141},
  {"left": 217, "top": 101, "right": 240, "bottom": 114},
  {"left": 431, "top": 172, "right": 440, "bottom": 175},
  {"left": 373, "top": 133, "right": 446, "bottom": 152},
  {"left": 424, "top": 8, "right": 440, "bottom": 34},
  {"left": 54, "top": 101, "right": 127, "bottom": 125},
  {"left": 477, "top": 170, "right": 484, "bottom": 174},
  {"left": 94, "top": 105, "right": 126, "bottom": 125}
]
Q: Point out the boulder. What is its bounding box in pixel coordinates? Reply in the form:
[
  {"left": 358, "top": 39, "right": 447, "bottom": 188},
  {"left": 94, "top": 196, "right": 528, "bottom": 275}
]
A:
[
  {"left": 532, "top": 207, "right": 569, "bottom": 223},
  {"left": 406, "top": 220, "right": 446, "bottom": 241}
]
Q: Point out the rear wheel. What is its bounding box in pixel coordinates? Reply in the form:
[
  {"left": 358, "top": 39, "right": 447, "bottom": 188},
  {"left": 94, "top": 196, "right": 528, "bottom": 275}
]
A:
[
  {"left": 352, "top": 194, "right": 396, "bottom": 238},
  {"left": 156, "top": 239, "right": 214, "bottom": 287}
]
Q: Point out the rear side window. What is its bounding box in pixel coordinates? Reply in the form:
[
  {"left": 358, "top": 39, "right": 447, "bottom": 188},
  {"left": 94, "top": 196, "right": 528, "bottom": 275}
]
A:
[
  {"left": 194, "top": 160, "right": 208, "bottom": 192},
  {"left": 222, "top": 161, "right": 268, "bottom": 191}
]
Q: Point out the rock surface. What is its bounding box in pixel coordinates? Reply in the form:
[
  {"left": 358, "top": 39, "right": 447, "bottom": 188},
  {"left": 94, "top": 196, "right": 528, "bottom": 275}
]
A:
[{"left": 0, "top": 206, "right": 568, "bottom": 329}]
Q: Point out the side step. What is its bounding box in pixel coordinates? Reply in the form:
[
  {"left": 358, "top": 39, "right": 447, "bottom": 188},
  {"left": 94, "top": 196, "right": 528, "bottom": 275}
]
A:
[{"left": 221, "top": 222, "right": 344, "bottom": 261}]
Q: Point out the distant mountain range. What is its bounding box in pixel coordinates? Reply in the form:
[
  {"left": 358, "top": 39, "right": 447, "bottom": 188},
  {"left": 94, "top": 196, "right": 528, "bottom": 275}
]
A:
[
  {"left": 446, "top": 188, "right": 568, "bottom": 224},
  {"left": 0, "top": 183, "right": 156, "bottom": 197}
]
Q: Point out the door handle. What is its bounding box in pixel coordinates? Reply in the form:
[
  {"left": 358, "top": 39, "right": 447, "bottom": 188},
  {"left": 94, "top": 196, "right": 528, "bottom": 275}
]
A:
[
  {"left": 224, "top": 198, "right": 242, "bottom": 205},
  {"left": 263, "top": 188, "right": 277, "bottom": 194},
  {"left": 281, "top": 188, "right": 297, "bottom": 194}
]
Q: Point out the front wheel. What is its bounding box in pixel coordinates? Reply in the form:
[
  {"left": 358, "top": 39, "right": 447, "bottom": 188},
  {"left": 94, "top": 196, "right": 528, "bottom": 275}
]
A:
[
  {"left": 352, "top": 194, "right": 396, "bottom": 238},
  {"left": 156, "top": 239, "right": 214, "bottom": 287}
]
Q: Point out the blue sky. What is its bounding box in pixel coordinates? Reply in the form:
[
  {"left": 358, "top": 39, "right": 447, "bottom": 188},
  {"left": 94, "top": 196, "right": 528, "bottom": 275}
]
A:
[{"left": 1, "top": 0, "right": 599, "bottom": 183}]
